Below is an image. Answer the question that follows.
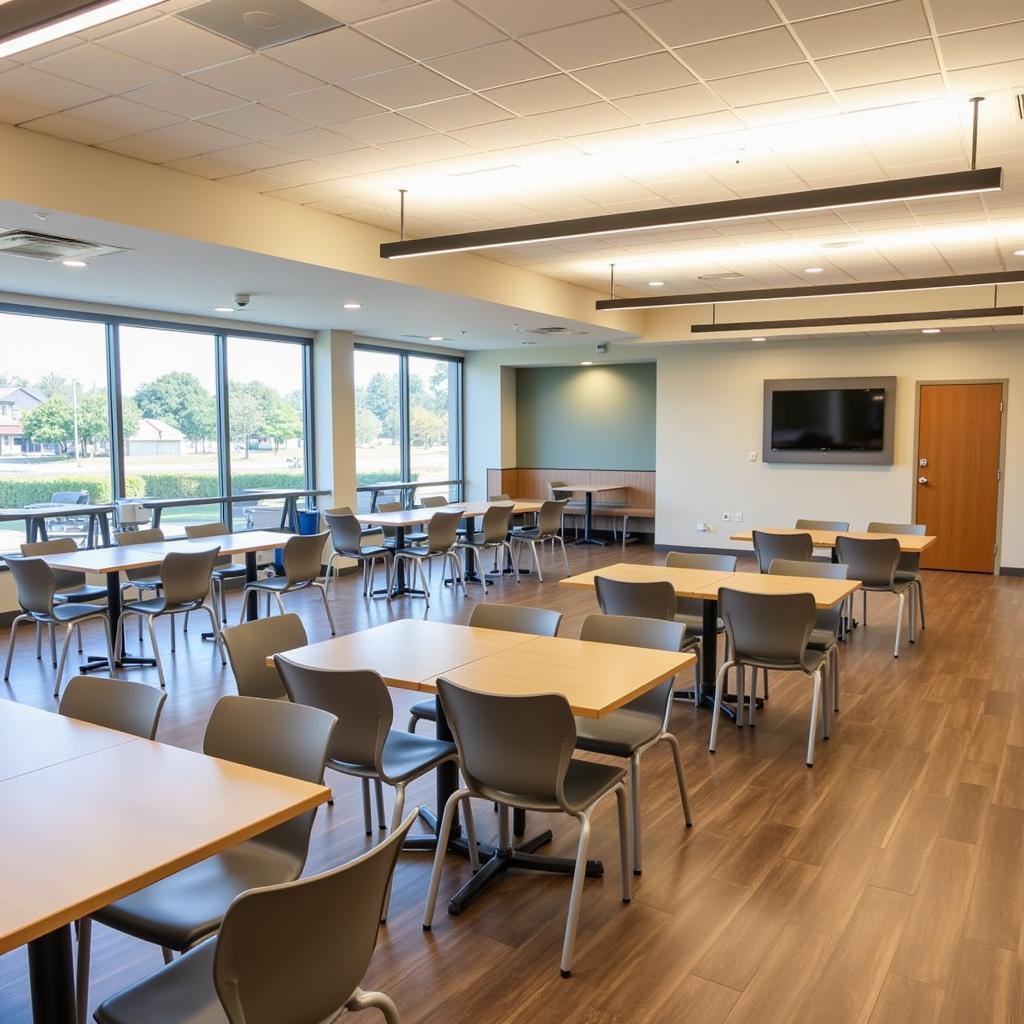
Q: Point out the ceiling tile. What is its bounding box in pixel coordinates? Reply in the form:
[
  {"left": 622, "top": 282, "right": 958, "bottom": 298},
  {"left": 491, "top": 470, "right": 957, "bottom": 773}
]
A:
[
  {"left": 270, "top": 27, "right": 410, "bottom": 83},
  {"left": 270, "top": 126, "right": 364, "bottom": 157},
  {"left": 939, "top": 21, "right": 1024, "bottom": 69},
  {"left": 527, "top": 102, "right": 635, "bottom": 136},
  {"left": 449, "top": 118, "right": 557, "bottom": 149},
  {"left": 77, "top": 7, "right": 163, "bottom": 41},
  {"left": 346, "top": 64, "right": 466, "bottom": 106},
  {"left": 834, "top": 74, "right": 945, "bottom": 111},
  {"left": 205, "top": 141, "right": 299, "bottom": 170},
  {"left": 712, "top": 63, "right": 824, "bottom": 105},
  {"left": 259, "top": 159, "right": 343, "bottom": 184},
  {"left": 774, "top": 0, "right": 882, "bottom": 17},
  {"left": 70, "top": 96, "right": 181, "bottom": 133},
  {"left": 359, "top": 0, "right": 504, "bottom": 59},
  {"left": 679, "top": 27, "right": 805, "bottom": 80},
  {"left": 521, "top": 14, "right": 660, "bottom": 70},
  {"left": 34, "top": 43, "right": 170, "bottom": 93},
  {"left": 101, "top": 121, "right": 250, "bottom": 162},
  {"left": 736, "top": 92, "right": 838, "bottom": 125},
  {"left": 23, "top": 112, "right": 123, "bottom": 145},
  {"left": 817, "top": 39, "right": 939, "bottom": 90},
  {"left": 217, "top": 169, "right": 297, "bottom": 194},
  {"left": 306, "top": 0, "right": 431, "bottom": 22},
  {"left": 635, "top": 0, "right": 780, "bottom": 47},
  {"left": 0, "top": 96, "right": 53, "bottom": 124},
  {"left": 569, "top": 124, "right": 659, "bottom": 153},
  {"left": 947, "top": 58, "right": 1024, "bottom": 93},
  {"left": 793, "top": 0, "right": 931, "bottom": 59},
  {"left": 164, "top": 152, "right": 252, "bottom": 178},
  {"left": 381, "top": 134, "right": 477, "bottom": 161},
  {"left": 318, "top": 147, "right": 409, "bottom": 172},
  {"left": 264, "top": 181, "right": 347, "bottom": 203},
  {"left": 0, "top": 66, "right": 106, "bottom": 112},
  {"left": 407, "top": 94, "right": 512, "bottom": 130},
  {"left": 189, "top": 56, "right": 323, "bottom": 102},
  {"left": 460, "top": 0, "right": 619, "bottom": 36},
  {"left": 125, "top": 77, "right": 247, "bottom": 118},
  {"left": 929, "top": 0, "right": 1024, "bottom": 35},
  {"left": 98, "top": 16, "right": 251, "bottom": 74},
  {"left": 263, "top": 85, "right": 382, "bottom": 125},
  {"left": 426, "top": 40, "right": 556, "bottom": 91},
  {"left": 483, "top": 75, "right": 598, "bottom": 115},
  {"left": 574, "top": 53, "right": 694, "bottom": 98},
  {"left": 649, "top": 109, "right": 746, "bottom": 139},
  {"left": 342, "top": 112, "right": 433, "bottom": 143},
  {"left": 615, "top": 83, "right": 724, "bottom": 122},
  {"left": 200, "top": 104, "right": 312, "bottom": 140}
]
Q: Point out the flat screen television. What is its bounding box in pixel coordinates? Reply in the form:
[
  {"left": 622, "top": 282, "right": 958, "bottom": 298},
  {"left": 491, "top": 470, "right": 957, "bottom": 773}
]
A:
[{"left": 763, "top": 377, "right": 896, "bottom": 465}]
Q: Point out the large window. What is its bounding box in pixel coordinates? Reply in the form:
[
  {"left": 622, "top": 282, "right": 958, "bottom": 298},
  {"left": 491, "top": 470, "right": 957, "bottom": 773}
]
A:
[
  {"left": 354, "top": 346, "right": 462, "bottom": 510},
  {"left": 0, "top": 304, "right": 313, "bottom": 552}
]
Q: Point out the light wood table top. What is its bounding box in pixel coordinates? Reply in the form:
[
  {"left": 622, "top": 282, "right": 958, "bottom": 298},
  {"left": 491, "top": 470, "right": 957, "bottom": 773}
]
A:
[
  {"left": 155, "top": 530, "right": 292, "bottom": 556},
  {"left": 269, "top": 618, "right": 536, "bottom": 689},
  {"left": 559, "top": 484, "right": 625, "bottom": 495},
  {"left": 560, "top": 562, "right": 737, "bottom": 598},
  {"left": 694, "top": 571, "right": 861, "bottom": 610},
  {"left": 438, "top": 636, "right": 695, "bottom": 718},
  {"left": 730, "top": 528, "right": 937, "bottom": 553},
  {"left": 358, "top": 500, "right": 541, "bottom": 528},
  {"left": 0, "top": 702, "right": 329, "bottom": 954}
]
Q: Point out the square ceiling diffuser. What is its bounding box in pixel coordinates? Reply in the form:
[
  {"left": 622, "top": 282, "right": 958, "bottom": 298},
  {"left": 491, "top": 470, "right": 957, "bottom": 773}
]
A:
[{"left": 178, "top": 0, "right": 342, "bottom": 50}]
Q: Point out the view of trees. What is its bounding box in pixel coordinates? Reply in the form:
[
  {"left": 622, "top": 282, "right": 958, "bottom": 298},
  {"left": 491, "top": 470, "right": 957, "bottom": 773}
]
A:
[
  {"left": 355, "top": 362, "right": 451, "bottom": 448},
  {"left": 135, "top": 372, "right": 216, "bottom": 451},
  {"left": 20, "top": 385, "right": 140, "bottom": 457}
]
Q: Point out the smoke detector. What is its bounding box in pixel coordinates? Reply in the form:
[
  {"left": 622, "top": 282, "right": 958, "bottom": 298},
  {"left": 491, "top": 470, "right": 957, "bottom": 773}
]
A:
[
  {"left": 524, "top": 326, "right": 587, "bottom": 336},
  {"left": 178, "top": 0, "right": 342, "bottom": 50},
  {"left": 0, "top": 230, "right": 127, "bottom": 261}
]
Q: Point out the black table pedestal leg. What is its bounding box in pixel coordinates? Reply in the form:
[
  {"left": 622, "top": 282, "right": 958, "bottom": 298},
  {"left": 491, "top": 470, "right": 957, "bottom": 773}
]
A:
[
  {"left": 80, "top": 571, "right": 154, "bottom": 673},
  {"left": 245, "top": 551, "right": 259, "bottom": 621},
  {"left": 28, "top": 926, "right": 75, "bottom": 1024}
]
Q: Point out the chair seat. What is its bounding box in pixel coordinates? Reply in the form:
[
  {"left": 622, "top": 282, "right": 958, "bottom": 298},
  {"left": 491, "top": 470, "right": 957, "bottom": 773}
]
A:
[
  {"left": 512, "top": 528, "right": 555, "bottom": 541},
  {"left": 894, "top": 569, "right": 919, "bottom": 582},
  {"left": 44, "top": 602, "right": 107, "bottom": 624},
  {"left": 396, "top": 546, "right": 448, "bottom": 560},
  {"left": 245, "top": 576, "right": 309, "bottom": 593},
  {"left": 574, "top": 709, "right": 661, "bottom": 758},
  {"left": 409, "top": 697, "right": 437, "bottom": 722},
  {"left": 459, "top": 533, "right": 502, "bottom": 547},
  {"left": 94, "top": 936, "right": 225, "bottom": 1024},
  {"left": 123, "top": 596, "right": 202, "bottom": 616},
  {"left": 55, "top": 584, "right": 107, "bottom": 604},
  {"left": 353, "top": 545, "right": 391, "bottom": 558},
  {"left": 94, "top": 843, "right": 302, "bottom": 952},
  {"left": 124, "top": 575, "right": 162, "bottom": 589},
  {"left": 562, "top": 759, "right": 627, "bottom": 812},
  {"left": 740, "top": 649, "right": 828, "bottom": 674},
  {"left": 212, "top": 563, "right": 247, "bottom": 579},
  {"left": 404, "top": 532, "right": 428, "bottom": 544},
  {"left": 674, "top": 612, "right": 725, "bottom": 634},
  {"left": 329, "top": 730, "right": 456, "bottom": 786},
  {"left": 808, "top": 628, "right": 838, "bottom": 650}
]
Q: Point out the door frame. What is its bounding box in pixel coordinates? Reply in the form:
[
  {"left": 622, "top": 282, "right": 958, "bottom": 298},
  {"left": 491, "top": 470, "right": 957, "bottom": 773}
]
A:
[{"left": 911, "top": 378, "right": 1008, "bottom": 575}]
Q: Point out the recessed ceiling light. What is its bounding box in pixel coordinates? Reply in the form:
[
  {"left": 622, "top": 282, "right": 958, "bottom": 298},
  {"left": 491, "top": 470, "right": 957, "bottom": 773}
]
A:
[
  {"left": 819, "top": 240, "right": 862, "bottom": 250},
  {"left": 804, "top": 267, "right": 825, "bottom": 274},
  {"left": 580, "top": 361, "right": 594, "bottom": 366},
  {"left": 428, "top": 335, "right": 444, "bottom": 341},
  {"left": 1014, "top": 249, "right": 1024, "bottom": 256},
  {"left": 62, "top": 259, "right": 87, "bottom": 268},
  {"left": 343, "top": 302, "right": 361, "bottom": 310},
  {"left": 214, "top": 306, "right": 235, "bottom": 313},
  {"left": 921, "top": 328, "right": 941, "bottom": 334},
  {"left": 751, "top": 336, "right": 767, "bottom": 342},
  {"left": 648, "top": 280, "right": 665, "bottom": 287}
]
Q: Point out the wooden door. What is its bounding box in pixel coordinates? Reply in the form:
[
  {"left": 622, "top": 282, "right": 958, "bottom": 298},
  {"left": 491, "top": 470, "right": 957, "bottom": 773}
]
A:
[{"left": 916, "top": 383, "right": 1003, "bottom": 572}]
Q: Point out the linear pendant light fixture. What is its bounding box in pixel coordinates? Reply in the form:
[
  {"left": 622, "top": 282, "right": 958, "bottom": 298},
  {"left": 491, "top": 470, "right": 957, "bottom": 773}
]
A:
[
  {"left": 689, "top": 306, "right": 1024, "bottom": 334},
  {"left": 379, "top": 168, "right": 1003, "bottom": 260},
  {"left": 0, "top": 1, "right": 165, "bottom": 60},
  {"left": 596, "top": 269, "right": 1024, "bottom": 311}
]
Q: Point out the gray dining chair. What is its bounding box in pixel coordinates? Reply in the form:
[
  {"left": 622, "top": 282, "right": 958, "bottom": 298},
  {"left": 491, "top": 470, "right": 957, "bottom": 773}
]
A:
[
  {"left": 794, "top": 518, "right": 850, "bottom": 532},
  {"left": 238, "top": 532, "right": 336, "bottom": 635},
  {"left": 376, "top": 501, "right": 405, "bottom": 548},
  {"left": 325, "top": 511, "right": 392, "bottom": 598},
  {"left": 424, "top": 679, "right": 631, "bottom": 978},
  {"left": 867, "top": 521, "right": 927, "bottom": 632},
  {"left": 77, "top": 695, "right": 337, "bottom": 1024},
  {"left": 768, "top": 559, "right": 849, "bottom": 713},
  {"left": 420, "top": 494, "right": 449, "bottom": 508},
  {"left": 184, "top": 523, "right": 247, "bottom": 625},
  {"left": 93, "top": 809, "right": 417, "bottom": 1024},
  {"left": 406, "top": 603, "right": 563, "bottom": 733},
  {"left": 115, "top": 527, "right": 167, "bottom": 645},
  {"left": 457, "top": 502, "right": 515, "bottom": 588},
  {"left": 117, "top": 547, "right": 226, "bottom": 689},
  {"left": 388, "top": 509, "right": 465, "bottom": 607},
  {"left": 574, "top": 614, "right": 692, "bottom": 874},
  {"left": 274, "top": 657, "right": 459, "bottom": 920},
  {"left": 709, "top": 588, "right": 829, "bottom": 766},
  {"left": 752, "top": 530, "right": 813, "bottom": 573},
  {"left": 323, "top": 505, "right": 386, "bottom": 548},
  {"left": 836, "top": 534, "right": 914, "bottom": 657},
  {"left": 59, "top": 674, "right": 166, "bottom": 740},
  {"left": 511, "top": 499, "right": 570, "bottom": 582},
  {"left": 490, "top": 492, "right": 532, "bottom": 531},
  {"left": 2, "top": 555, "right": 113, "bottom": 698}
]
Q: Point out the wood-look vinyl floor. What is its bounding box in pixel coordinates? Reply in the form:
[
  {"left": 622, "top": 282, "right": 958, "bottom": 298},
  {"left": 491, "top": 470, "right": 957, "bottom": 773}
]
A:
[{"left": 1, "top": 541, "right": 1023, "bottom": 1023}]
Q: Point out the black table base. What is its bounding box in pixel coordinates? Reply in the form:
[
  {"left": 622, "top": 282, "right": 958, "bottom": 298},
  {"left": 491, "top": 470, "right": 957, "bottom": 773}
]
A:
[
  {"left": 572, "top": 492, "right": 606, "bottom": 546},
  {"left": 28, "top": 925, "right": 75, "bottom": 1023},
  {"left": 77, "top": 571, "right": 156, "bottom": 673}
]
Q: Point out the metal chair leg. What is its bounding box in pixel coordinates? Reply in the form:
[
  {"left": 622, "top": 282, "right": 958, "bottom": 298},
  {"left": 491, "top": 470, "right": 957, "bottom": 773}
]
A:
[
  {"left": 629, "top": 752, "right": 643, "bottom": 875},
  {"left": 807, "top": 670, "right": 822, "bottom": 766},
  {"left": 49, "top": 622, "right": 57, "bottom": 667},
  {"left": 53, "top": 624, "right": 73, "bottom": 698},
  {"left": 708, "top": 661, "right": 734, "bottom": 752},
  {"left": 316, "top": 583, "right": 336, "bottom": 635},
  {"left": 423, "top": 787, "right": 472, "bottom": 929},
  {"left": 346, "top": 988, "right": 401, "bottom": 1024},
  {"left": 4, "top": 614, "right": 28, "bottom": 681},
  {"left": 146, "top": 616, "right": 166, "bottom": 689},
  {"left": 894, "top": 591, "right": 905, "bottom": 658},
  {"left": 75, "top": 917, "right": 92, "bottom": 1024},
  {"left": 273, "top": 592, "right": 286, "bottom": 617},
  {"left": 201, "top": 604, "right": 227, "bottom": 664},
  {"left": 560, "top": 812, "right": 593, "bottom": 977},
  {"left": 662, "top": 732, "right": 693, "bottom": 826},
  {"left": 374, "top": 778, "right": 386, "bottom": 830},
  {"left": 614, "top": 783, "right": 632, "bottom": 903},
  {"left": 361, "top": 778, "right": 372, "bottom": 835}
]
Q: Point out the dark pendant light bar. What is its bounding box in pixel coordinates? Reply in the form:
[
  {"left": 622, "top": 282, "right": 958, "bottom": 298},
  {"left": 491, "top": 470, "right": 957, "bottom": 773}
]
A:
[
  {"left": 689, "top": 306, "right": 1024, "bottom": 334},
  {"left": 596, "top": 269, "right": 1024, "bottom": 311},
  {"left": 380, "top": 167, "right": 1002, "bottom": 260}
]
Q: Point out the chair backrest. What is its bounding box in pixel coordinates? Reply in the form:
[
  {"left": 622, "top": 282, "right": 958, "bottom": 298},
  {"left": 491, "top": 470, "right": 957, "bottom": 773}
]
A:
[
  {"left": 595, "top": 576, "right": 675, "bottom": 620},
  {"left": 213, "top": 809, "right": 417, "bottom": 1024},
  {"left": 275, "top": 659, "right": 393, "bottom": 773},
  {"left": 548, "top": 480, "right": 572, "bottom": 500},
  {"left": 21, "top": 538, "right": 84, "bottom": 590},
  {"left": 222, "top": 614, "right": 307, "bottom": 700},
  {"left": 836, "top": 535, "right": 900, "bottom": 589},
  {"left": 53, "top": 490, "right": 88, "bottom": 505},
  {"left": 425, "top": 509, "right": 464, "bottom": 552},
  {"left": 794, "top": 518, "right": 850, "bottom": 532},
  {"left": 323, "top": 506, "right": 353, "bottom": 517},
  {"left": 203, "top": 695, "right": 336, "bottom": 864},
  {"left": 536, "top": 498, "right": 568, "bottom": 536},
  {"left": 479, "top": 502, "right": 513, "bottom": 544},
  {"left": 59, "top": 675, "right": 166, "bottom": 739},
  {"left": 488, "top": 493, "right": 511, "bottom": 501},
  {"left": 324, "top": 512, "right": 364, "bottom": 557},
  {"left": 282, "top": 531, "right": 328, "bottom": 585},
  {"left": 768, "top": 559, "right": 849, "bottom": 636},
  {"left": 115, "top": 527, "right": 166, "bottom": 583},
  {"left": 867, "top": 521, "right": 926, "bottom": 573},
  {"left": 185, "top": 522, "right": 232, "bottom": 568},
  {"left": 160, "top": 547, "right": 220, "bottom": 607},
  {"left": 468, "top": 603, "right": 562, "bottom": 636},
  {"left": 377, "top": 502, "right": 401, "bottom": 537},
  {"left": 665, "top": 551, "right": 737, "bottom": 572},
  {"left": 720, "top": 588, "right": 816, "bottom": 668},
  {"left": 752, "top": 530, "right": 813, "bottom": 573},
  {"left": 420, "top": 494, "right": 448, "bottom": 508},
  {"left": 580, "top": 614, "right": 685, "bottom": 721},
  {"left": 4, "top": 556, "right": 56, "bottom": 616},
  {"left": 437, "top": 677, "right": 576, "bottom": 805}
]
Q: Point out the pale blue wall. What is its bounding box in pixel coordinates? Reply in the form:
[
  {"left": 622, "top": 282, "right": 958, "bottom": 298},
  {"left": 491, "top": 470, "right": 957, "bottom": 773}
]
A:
[{"left": 515, "top": 363, "right": 656, "bottom": 469}]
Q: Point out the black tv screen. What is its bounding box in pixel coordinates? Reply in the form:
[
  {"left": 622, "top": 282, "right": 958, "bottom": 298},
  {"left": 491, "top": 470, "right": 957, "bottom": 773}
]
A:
[{"left": 771, "top": 387, "right": 886, "bottom": 452}]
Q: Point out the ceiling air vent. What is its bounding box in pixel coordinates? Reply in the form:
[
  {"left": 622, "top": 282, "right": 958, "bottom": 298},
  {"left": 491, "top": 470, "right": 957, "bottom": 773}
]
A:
[
  {"left": 524, "top": 326, "right": 587, "bottom": 336},
  {"left": 1016, "top": 94, "right": 1024, "bottom": 120},
  {"left": 0, "top": 231, "right": 127, "bottom": 261},
  {"left": 698, "top": 272, "right": 744, "bottom": 282},
  {"left": 178, "top": 0, "right": 342, "bottom": 50}
]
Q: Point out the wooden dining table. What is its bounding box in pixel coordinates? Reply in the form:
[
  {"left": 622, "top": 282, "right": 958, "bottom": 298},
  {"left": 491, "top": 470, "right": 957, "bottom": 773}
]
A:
[
  {"left": 729, "top": 527, "right": 937, "bottom": 554},
  {"left": 0, "top": 699, "right": 330, "bottom": 1024},
  {"left": 272, "top": 617, "right": 693, "bottom": 914}
]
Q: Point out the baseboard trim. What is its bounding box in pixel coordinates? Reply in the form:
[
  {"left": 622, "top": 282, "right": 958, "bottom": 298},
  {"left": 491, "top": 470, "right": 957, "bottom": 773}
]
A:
[{"left": 999, "top": 566, "right": 1024, "bottom": 576}]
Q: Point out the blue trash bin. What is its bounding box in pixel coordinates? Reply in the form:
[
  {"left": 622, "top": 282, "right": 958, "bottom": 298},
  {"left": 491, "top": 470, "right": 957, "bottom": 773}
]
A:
[{"left": 274, "top": 508, "right": 319, "bottom": 573}]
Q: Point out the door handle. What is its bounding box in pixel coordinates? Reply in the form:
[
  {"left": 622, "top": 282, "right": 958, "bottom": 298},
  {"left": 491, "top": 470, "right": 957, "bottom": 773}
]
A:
[{"left": 918, "top": 476, "right": 928, "bottom": 485}]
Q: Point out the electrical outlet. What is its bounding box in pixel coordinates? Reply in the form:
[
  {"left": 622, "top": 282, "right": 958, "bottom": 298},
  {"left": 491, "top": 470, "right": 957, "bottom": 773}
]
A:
[
  {"left": 721, "top": 512, "right": 731, "bottom": 521},
  {"left": 696, "top": 522, "right": 709, "bottom": 533},
  {"left": 735, "top": 512, "right": 743, "bottom": 523},
  {"left": 748, "top": 451, "right": 758, "bottom": 461}
]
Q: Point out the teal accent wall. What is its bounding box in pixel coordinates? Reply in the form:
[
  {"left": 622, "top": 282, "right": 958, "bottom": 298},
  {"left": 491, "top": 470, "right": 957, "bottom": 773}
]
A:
[{"left": 515, "top": 363, "right": 656, "bottom": 470}]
